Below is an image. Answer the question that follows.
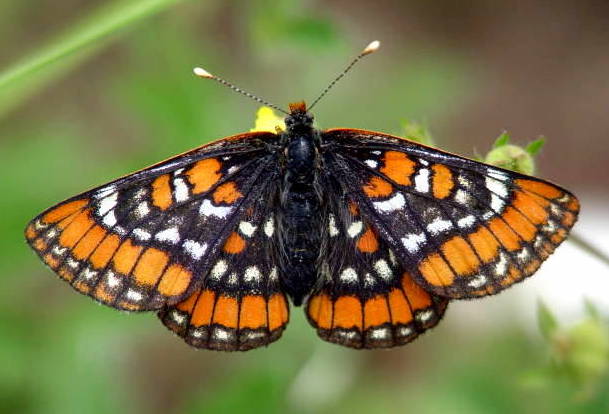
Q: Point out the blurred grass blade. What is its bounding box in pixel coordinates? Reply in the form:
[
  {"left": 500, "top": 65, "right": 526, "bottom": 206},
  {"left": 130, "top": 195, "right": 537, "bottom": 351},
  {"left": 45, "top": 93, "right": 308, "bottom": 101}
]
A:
[
  {"left": 0, "top": 0, "right": 183, "bottom": 119},
  {"left": 538, "top": 301, "right": 558, "bottom": 341}
]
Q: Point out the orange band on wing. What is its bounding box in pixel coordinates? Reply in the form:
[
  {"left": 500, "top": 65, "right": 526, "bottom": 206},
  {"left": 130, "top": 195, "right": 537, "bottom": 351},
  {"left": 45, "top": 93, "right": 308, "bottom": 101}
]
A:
[
  {"left": 113, "top": 239, "right": 144, "bottom": 275},
  {"left": 190, "top": 290, "right": 216, "bottom": 326},
  {"left": 431, "top": 164, "right": 454, "bottom": 199},
  {"left": 213, "top": 182, "right": 243, "bottom": 204},
  {"left": 418, "top": 254, "right": 455, "bottom": 286},
  {"left": 58, "top": 210, "right": 95, "bottom": 248},
  {"left": 133, "top": 248, "right": 169, "bottom": 286},
  {"left": 239, "top": 295, "right": 267, "bottom": 329},
  {"left": 333, "top": 296, "right": 363, "bottom": 329},
  {"left": 362, "top": 176, "right": 393, "bottom": 198},
  {"left": 441, "top": 236, "right": 480, "bottom": 276},
  {"left": 151, "top": 175, "right": 173, "bottom": 210},
  {"left": 402, "top": 273, "right": 433, "bottom": 309},
  {"left": 268, "top": 294, "right": 289, "bottom": 330},
  {"left": 186, "top": 158, "right": 221, "bottom": 194},
  {"left": 223, "top": 232, "right": 246, "bottom": 254},
  {"left": 42, "top": 199, "right": 88, "bottom": 224},
  {"left": 356, "top": 227, "right": 379, "bottom": 253},
  {"left": 388, "top": 288, "right": 413, "bottom": 324},
  {"left": 515, "top": 179, "right": 562, "bottom": 199},
  {"left": 380, "top": 151, "right": 416, "bottom": 186},
  {"left": 72, "top": 225, "right": 107, "bottom": 260},
  {"left": 364, "top": 296, "right": 391, "bottom": 328},
  {"left": 157, "top": 264, "right": 192, "bottom": 296},
  {"left": 213, "top": 295, "right": 239, "bottom": 328}
]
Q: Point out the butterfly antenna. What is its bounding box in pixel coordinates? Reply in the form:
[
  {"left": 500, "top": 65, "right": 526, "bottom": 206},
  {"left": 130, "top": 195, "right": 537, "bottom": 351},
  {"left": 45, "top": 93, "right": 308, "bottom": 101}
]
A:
[
  {"left": 308, "top": 40, "right": 381, "bottom": 111},
  {"left": 193, "top": 67, "right": 289, "bottom": 115}
]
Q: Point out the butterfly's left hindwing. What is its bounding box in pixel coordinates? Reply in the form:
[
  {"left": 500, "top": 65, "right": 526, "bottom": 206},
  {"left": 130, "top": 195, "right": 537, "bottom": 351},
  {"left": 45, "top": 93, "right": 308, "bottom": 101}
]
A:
[
  {"left": 25, "top": 132, "right": 280, "bottom": 313},
  {"left": 158, "top": 186, "right": 290, "bottom": 351},
  {"left": 305, "top": 174, "right": 448, "bottom": 349},
  {"left": 323, "top": 129, "right": 579, "bottom": 299}
]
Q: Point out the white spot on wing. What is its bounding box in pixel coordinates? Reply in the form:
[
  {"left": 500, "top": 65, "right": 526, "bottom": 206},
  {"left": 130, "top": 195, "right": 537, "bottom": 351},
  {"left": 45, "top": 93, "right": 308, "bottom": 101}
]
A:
[
  {"left": 414, "top": 168, "right": 430, "bottom": 193},
  {"left": 126, "top": 289, "right": 143, "bottom": 301},
  {"left": 239, "top": 221, "right": 257, "bottom": 237},
  {"left": 468, "top": 274, "right": 487, "bottom": 288},
  {"left": 102, "top": 211, "right": 117, "bottom": 227},
  {"left": 458, "top": 215, "right": 476, "bottom": 229},
  {"left": 402, "top": 233, "right": 427, "bottom": 253},
  {"left": 173, "top": 177, "right": 189, "bottom": 202},
  {"left": 340, "top": 268, "right": 358, "bottom": 283},
  {"left": 374, "top": 259, "right": 392, "bottom": 280},
  {"left": 364, "top": 159, "right": 378, "bottom": 168},
  {"left": 427, "top": 218, "right": 453, "bottom": 234},
  {"left": 98, "top": 192, "right": 117, "bottom": 216},
  {"left": 264, "top": 217, "right": 274, "bottom": 237},
  {"left": 133, "top": 228, "right": 151, "bottom": 241},
  {"left": 136, "top": 201, "right": 150, "bottom": 218},
  {"left": 455, "top": 189, "right": 470, "bottom": 205},
  {"left": 94, "top": 186, "right": 116, "bottom": 199},
  {"left": 210, "top": 260, "right": 227, "bottom": 280},
  {"left": 155, "top": 227, "right": 180, "bottom": 244},
  {"left": 328, "top": 214, "right": 339, "bottom": 237},
  {"left": 200, "top": 199, "right": 233, "bottom": 218},
  {"left": 183, "top": 240, "right": 207, "bottom": 260},
  {"left": 347, "top": 221, "right": 363, "bottom": 238},
  {"left": 373, "top": 193, "right": 405, "bottom": 212},
  {"left": 495, "top": 253, "right": 508, "bottom": 276},
  {"left": 244, "top": 266, "right": 261, "bottom": 283},
  {"left": 416, "top": 310, "right": 433, "bottom": 322}
]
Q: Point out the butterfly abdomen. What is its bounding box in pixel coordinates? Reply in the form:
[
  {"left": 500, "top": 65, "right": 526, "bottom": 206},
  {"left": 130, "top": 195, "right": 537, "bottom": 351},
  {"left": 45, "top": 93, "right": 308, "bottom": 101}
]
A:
[{"left": 277, "top": 131, "right": 323, "bottom": 306}]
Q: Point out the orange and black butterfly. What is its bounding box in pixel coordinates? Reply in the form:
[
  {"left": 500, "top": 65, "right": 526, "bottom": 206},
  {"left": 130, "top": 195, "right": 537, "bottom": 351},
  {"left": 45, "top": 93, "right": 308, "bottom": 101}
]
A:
[{"left": 25, "top": 41, "right": 579, "bottom": 351}]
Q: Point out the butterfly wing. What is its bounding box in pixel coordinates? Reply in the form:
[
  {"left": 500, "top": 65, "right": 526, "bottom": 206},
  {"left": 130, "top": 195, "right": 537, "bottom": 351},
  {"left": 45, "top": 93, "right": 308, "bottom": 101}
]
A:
[
  {"left": 305, "top": 172, "right": 448, "bottom": 349},
  {"left": 158, "top": 192, "right": 290, "bottom": 351},
  {"left": 25, "top": 131, "right": 281, "bottom": 312},
  {"left": 322, "top": 128, "right": 579, "bottom": 299}
]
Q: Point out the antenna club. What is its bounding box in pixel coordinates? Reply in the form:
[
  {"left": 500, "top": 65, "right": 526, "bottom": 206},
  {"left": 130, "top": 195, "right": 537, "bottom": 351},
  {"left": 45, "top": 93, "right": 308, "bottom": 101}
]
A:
[
  {"left": 362, "top": 40, "right": 381, "bottom": 55},
  {"left": 193, "top": 67, "right": 214, "bottom": 79}
]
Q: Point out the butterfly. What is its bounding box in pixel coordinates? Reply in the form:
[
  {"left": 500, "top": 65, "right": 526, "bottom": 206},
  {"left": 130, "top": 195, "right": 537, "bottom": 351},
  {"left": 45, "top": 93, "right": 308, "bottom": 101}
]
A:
[{"left": 25, "top": 41, "right": 579, "bottom": 351}]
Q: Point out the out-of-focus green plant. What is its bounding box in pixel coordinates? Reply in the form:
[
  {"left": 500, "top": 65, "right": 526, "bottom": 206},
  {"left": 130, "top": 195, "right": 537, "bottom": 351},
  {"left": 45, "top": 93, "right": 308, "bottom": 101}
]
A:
[
  {"left": 531, "top": 301, "right": 609, "bottom": 400},
  {"left": 0, "top": 0, "right": 183, "bottom": 119},
  {"left": 400, "top": 119, "right": 435, "bottom": 146},
  {"left": 483, "top": 132, "right": 545, "bottom": 175}
]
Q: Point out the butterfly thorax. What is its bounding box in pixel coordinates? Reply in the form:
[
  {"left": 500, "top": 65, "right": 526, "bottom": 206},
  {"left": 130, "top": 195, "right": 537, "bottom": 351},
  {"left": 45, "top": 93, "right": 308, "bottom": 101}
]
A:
[{"left": 277, "top": 102, "right": 323, "bottom": 306}]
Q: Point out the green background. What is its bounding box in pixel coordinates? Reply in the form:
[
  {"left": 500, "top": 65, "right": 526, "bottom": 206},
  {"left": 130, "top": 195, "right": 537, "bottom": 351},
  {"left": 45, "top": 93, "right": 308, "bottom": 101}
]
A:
[{"left": 1, "top": 1, "right": 608, "bottom": 413}]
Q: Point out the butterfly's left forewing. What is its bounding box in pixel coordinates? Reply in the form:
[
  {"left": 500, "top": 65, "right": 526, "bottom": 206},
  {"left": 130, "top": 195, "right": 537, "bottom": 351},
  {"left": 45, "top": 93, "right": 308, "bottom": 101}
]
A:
[
  {"left": 25, "top": 132, "right": 280, "bottom": 312},
  {"left": 323, "top": 129, "right": 579, "bottom": 299}
]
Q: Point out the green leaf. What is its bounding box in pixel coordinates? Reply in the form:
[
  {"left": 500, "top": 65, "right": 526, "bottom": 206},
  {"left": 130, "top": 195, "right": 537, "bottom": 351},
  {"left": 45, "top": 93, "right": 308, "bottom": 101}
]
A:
[
  {"left": 584, "top": 299, "right": 602, "bottom": 321},
  {"left": 493, "top": 131, "right": 510, "bottom": 148},
  {"left": 526, "top": 137, "right": 546, "bottom": 156},
  {"left": 538, "top": 301, "right": 559, "bottom": 341},
  {"left": 0, "top": 0, "right": 183, "bottom": 119},
  {"left": 401, "top": 119, "right": 435, "bottom": 146}
]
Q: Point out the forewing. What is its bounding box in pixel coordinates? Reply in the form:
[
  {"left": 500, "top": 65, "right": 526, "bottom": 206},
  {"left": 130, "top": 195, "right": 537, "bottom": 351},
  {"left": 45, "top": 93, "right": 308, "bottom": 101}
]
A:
[
  {"left": 323, "top": 129, "right": 579, "bottom": 299},
  {"left": 305, "top": 173, "right": 448, "bottom": 349},
  {"left": 158, "top": 190, "right": 289, "bottom": 351},
  {"left": 25, "top": 132, "right": 280, "bottom": 311}
]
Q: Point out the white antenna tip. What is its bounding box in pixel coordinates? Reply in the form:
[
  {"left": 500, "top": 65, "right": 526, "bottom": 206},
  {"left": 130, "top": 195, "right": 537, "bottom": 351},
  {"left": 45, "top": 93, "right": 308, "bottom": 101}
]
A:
[
  {"left": 193, "top": 67, "right": 214, "bottom": 78},
  {"left": 362, "top": 40, "right": 381, "bottom": 55}
]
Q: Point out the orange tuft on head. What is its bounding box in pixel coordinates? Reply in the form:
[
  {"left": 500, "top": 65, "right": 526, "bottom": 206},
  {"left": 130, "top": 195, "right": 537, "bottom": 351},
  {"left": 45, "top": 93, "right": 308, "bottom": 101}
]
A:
[{"left": 288, "top": 101, "right": 307, "bottom": 113}]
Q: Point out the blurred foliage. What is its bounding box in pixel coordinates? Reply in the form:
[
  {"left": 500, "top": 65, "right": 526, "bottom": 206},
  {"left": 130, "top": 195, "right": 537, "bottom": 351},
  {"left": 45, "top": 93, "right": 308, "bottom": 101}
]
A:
[
  {"left": 483, "top": 132, "right": 545, "bottom": 175},
  {"left": 401, "top": 119, "right": 435, "bottom": 147},
  {"left": 529, "top": 302, "right": 609, "bottom": 401},
  {"left": 0, "top": 0, "right": 607, "bottom": 413}
]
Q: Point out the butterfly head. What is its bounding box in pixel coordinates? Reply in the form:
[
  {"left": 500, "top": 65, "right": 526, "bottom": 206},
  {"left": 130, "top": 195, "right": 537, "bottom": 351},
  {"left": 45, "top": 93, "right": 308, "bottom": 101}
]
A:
[{"left": 285, "top": 101, "right": 314, "bottom": 133}]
